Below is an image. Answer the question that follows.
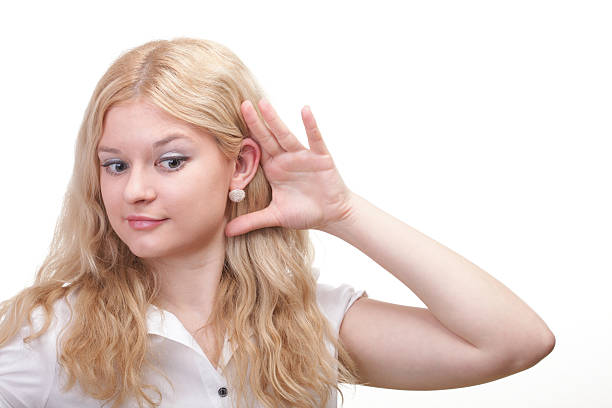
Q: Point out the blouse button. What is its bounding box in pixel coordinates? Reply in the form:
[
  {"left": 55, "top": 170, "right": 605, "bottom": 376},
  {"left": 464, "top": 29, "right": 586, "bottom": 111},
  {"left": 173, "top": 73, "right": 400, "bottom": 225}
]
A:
[{"left": 218, "top": 386, "right": 228, "bottom": 397}]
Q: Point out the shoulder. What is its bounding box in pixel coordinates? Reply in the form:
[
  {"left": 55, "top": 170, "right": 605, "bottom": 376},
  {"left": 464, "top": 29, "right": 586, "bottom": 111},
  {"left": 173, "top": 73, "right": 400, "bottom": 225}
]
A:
[
  {"left": 0, "top": 293, "right": 73, "bottom": 408},
  {"left": 314, "top": 267, "right": 368, "bottom": 335}
]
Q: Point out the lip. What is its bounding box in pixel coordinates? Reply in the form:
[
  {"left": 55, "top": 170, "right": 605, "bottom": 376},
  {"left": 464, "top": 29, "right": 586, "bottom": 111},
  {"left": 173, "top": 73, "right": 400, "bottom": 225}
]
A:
[
  {"left": 125, "top": 215, "right": 169, "bottom": 231},
  {"left": 127, "top": 218, "right": 168, "bottom": 231},
  {"left": 126, "top": 215, "right": 166, "bottom": 221}
]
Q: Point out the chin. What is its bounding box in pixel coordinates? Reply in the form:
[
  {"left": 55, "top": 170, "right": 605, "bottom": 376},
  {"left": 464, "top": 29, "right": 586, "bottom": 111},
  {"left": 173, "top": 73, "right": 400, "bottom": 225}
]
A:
[{"left": 125, "top": 240, "right": 176, "bottom": 259}]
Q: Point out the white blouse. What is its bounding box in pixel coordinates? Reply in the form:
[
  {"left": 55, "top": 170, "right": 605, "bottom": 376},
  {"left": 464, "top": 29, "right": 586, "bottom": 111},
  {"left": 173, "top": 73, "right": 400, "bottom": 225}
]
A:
[{"left": 0, "top": 273, "right": 366, "bottom": 408}]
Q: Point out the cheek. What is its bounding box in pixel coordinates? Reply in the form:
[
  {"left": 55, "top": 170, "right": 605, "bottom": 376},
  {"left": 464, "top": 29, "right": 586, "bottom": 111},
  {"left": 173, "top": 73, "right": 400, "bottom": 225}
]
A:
[
  {"left": 168, "top": 176, "right": 228, "bottom": 220},
  {"left": 99, "top": 179, "right": 123, "bottom": 218}
]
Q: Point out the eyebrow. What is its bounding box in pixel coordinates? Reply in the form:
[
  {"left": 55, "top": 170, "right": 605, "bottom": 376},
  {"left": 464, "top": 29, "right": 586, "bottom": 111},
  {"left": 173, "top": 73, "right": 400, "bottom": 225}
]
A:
[{"left": 97, "top": 134, "right": 193, "bottom": 154}]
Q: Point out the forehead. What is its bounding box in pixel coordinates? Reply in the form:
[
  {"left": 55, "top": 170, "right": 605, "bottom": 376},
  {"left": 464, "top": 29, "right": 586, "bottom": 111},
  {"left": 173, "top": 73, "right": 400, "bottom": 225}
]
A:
[
  {"left": 101, "top": 99, "right": 189, "bottom": 140},
  {"left": 98, "top": 98, "right": 216, "bottom": 152}
]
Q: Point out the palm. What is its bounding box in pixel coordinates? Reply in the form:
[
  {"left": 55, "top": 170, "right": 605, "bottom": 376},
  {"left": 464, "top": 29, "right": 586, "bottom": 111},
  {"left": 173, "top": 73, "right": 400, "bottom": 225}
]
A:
[{"left": 225, "top": 99, "right": 353, "bottom": 237}]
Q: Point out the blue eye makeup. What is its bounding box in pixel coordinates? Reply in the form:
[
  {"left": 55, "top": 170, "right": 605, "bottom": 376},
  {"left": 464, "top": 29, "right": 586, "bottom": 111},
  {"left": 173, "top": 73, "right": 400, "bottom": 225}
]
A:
[{"left": 100, "top": 155, "right": 189, "bottom": 176}]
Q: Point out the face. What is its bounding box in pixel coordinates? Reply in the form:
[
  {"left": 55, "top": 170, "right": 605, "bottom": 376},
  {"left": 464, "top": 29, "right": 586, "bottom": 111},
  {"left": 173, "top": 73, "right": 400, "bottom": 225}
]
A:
[{"left": 98, "top": 97, "right": 235, "bottom": 259}]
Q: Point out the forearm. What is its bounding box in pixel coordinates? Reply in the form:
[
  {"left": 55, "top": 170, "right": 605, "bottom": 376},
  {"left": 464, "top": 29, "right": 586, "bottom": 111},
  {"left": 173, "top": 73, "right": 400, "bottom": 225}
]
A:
[{"left": 319, "top": 191, "right": 555, "bottom": 359}]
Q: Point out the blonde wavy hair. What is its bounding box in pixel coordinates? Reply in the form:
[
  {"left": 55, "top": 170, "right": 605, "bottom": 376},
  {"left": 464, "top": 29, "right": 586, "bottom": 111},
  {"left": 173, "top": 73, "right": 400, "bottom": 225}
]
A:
[{"left": 0, "top": 38, "right": 363, "bottom": 408}]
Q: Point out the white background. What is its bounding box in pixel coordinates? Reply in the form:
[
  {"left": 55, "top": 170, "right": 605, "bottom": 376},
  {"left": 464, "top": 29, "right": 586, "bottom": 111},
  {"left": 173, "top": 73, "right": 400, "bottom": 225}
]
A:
[{"left": 0, "top": 1, "right": 610, "bottom": 407}]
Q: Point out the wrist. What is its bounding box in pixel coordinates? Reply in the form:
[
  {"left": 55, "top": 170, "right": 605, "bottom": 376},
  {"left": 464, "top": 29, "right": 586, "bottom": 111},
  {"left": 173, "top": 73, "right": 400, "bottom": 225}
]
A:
[{"left": 318, "top": 191, "right": 361, "bottom": 237}]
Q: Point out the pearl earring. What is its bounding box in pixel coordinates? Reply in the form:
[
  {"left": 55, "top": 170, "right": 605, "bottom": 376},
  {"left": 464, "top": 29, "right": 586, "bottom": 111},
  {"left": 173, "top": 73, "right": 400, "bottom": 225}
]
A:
[{"left": 229, "top": 189, "right": 245, "bottom": 203}]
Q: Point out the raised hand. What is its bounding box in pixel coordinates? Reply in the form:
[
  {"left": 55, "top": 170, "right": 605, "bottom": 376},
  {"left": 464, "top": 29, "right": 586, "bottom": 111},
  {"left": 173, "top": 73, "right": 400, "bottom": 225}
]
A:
[{"left": 224, "top": 98, "right": 354, "bottom": 237}]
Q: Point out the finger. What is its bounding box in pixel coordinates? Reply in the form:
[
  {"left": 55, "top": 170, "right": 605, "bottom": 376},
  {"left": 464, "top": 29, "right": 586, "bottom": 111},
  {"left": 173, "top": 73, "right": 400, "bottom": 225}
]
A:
[
  {"left": 225, "top": 208, "right": 279, "bottom": 237},
  {"left": 258, "top": 98, "right": 306, "bottom": 152},
  {"left": 301, "top": 105, "right": 330, "bottom": 156},
  {"left": 241, "top": 100, "right": 283, "bottom": 159}
]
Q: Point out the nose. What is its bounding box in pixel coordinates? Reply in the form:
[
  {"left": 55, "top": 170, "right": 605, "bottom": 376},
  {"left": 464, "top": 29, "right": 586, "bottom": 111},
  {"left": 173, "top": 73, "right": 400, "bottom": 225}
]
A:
[{"left": 123, "top": 164, "right": 157, "bottom": 204}]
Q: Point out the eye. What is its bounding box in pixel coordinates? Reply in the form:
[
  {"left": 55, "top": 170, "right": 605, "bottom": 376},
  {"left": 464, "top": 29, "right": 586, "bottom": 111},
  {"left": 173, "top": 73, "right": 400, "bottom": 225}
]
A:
[
  {"left": 100, "top": 156, "right": 188, "bottom": 176},
  {"left": 158, "top": 156, "right": 188, "bottom": 171},
  {"left": 101, "top": 160, "right": 128, "bottom": 176}
]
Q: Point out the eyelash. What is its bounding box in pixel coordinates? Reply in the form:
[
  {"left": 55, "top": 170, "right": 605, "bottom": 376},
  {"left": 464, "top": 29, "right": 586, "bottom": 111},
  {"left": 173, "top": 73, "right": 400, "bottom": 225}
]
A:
[{"left": 101, "top": 156, "right": 189, "bottom": 176}]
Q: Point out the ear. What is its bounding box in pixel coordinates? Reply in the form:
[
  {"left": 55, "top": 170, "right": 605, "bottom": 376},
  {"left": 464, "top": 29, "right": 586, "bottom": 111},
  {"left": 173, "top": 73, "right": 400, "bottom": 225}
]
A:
[{"left": 229, "top": 138, "right": 261, "bottom": 191}]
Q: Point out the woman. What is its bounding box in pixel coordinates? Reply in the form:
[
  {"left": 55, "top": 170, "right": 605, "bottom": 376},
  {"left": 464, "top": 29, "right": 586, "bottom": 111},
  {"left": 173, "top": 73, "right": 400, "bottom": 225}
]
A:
[{"left": 0, "top": 37, "right": 555, "bottom": 408}]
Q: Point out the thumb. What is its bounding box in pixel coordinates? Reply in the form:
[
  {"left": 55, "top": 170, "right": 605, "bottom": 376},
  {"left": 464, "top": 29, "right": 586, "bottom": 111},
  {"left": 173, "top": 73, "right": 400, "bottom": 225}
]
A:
[{"left": 225, "top": 208, "right": 279, "bottom": 237}]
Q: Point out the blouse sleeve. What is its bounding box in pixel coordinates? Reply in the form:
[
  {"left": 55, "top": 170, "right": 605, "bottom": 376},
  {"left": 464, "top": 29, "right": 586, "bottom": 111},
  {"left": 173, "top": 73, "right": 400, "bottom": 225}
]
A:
[
  {"left": 0, "top": 305, "right": 59, "bottom": 408},
  {"left": 314, "top": 267, "right": 368, "bottom": 337},
  {"left": 314, "top": 275, "right": 368, "bottom": 407}
]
